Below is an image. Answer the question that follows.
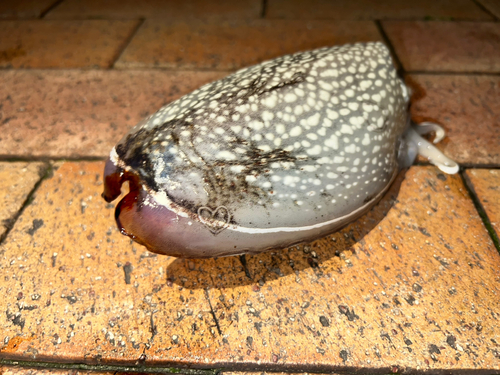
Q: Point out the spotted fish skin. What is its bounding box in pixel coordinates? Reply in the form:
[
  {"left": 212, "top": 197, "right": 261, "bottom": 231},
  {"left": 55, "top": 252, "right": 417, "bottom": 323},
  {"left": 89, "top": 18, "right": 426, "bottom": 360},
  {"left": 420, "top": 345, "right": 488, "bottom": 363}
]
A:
[{"left": 104, "top": 42, "right": 411, "bottom": 258}]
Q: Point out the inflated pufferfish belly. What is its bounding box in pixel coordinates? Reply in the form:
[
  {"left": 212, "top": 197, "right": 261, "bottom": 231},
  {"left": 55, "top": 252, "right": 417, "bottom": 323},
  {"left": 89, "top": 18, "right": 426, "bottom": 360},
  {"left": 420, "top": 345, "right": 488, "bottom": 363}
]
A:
[{"left": 103, "top": 42, "right": 458, "bottom": 258}]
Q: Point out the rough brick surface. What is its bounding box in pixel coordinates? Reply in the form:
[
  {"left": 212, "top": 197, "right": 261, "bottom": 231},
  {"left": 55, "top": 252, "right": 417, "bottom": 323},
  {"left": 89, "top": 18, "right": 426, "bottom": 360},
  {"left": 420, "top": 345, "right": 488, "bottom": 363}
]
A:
[
  {"left": 0, "top": 70, "right": 225, "bottom": 158},
  {"left": 407, "top": 74, "right": 500, "bottom": 165},
  {"left": 267, "top": 0, "right": 492, "bottom": 20},
  {"left": 46, "top": 0, "right": 262, "bottom": 20},
  {"left": 1, "top": 1, "right": 500, "bottom": 373},
  {"left": 0, "top": 20, "right": 139, "bottom": 68},
  {"left": 0, "top": 162, "right": 46, "bottom": 239},
  {"left": 0, "top": 163, "right": 499, "bottom": 373},
  {"left": 465, "top": 169, "right": 500, "bottom": 239},
  {"left": 383, "top": 21, "right": 500, "bottom": 72},
  {"left": 115, "top": 20, "right": 382, "bottom": 70}
]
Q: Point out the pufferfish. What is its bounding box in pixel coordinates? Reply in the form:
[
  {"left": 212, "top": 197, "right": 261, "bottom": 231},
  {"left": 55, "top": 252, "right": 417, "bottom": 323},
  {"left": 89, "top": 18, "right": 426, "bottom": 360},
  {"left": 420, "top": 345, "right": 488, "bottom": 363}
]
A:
[{"left": 102, "top": 41, "right": 458, "bottom": 258}]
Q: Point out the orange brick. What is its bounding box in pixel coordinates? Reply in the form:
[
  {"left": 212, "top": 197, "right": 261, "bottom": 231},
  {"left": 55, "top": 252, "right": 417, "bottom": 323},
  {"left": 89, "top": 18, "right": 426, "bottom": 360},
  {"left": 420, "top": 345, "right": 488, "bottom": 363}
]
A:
[
  {"left": 0, "top": 70, "right": 225, "bottom": 158},
  {"left": 407, "top": 74, "right": 500, "bottom": 165},
  {"left": 1, "top": 163, "right": 499, "bottom": 372},
  {"left": 0, "top": 162, "right": 215, "bottom": 363},
  {"left": 465, "top": 169, "right": 500, "bottom": 240},
  {"left": 204, "top": 167, "right": 500, "bottom": 371},
  {"left": 267, "top": 0, "right": 492, "bottom": 20},
  {"left": 0, "top": 0, "right": 57, "bottom": 19},
  {"left": 46, "top": 0, "right": 262, "bottom": 20},
  {"left": 383, "top": 21, "right": 500, "bottom": 72},
  {"left": 115, "top": 19, "right": 382, "bottom": 71},
  {"left": 0, "top": 20, "right": 139, "bottom": 69},
  {"left": 0, "top": 162, "right": 47, "bottom": 239}
]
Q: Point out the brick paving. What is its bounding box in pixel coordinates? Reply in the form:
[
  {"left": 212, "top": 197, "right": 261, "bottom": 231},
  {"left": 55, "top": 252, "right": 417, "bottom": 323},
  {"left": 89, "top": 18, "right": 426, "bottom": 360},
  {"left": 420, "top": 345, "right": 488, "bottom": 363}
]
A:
[
  {"left": 407, "top": 74, "right": 500, "bottom": 165},
  {"left": 114, "top": 19, "right": 382, "bottom": 70},
  {"left": 382, "top": 21, "right": 500, "bottom": 72},
  {"left": 465, "top": 169, "right": 500, "bottom": 240},
  {"left": 0, "top": 1, "right": 499, "bottom": 374},
  {"left": 0, "top": 70, "right": 225, "bottom": 158},
  {"left": 0, "top": 163, "right": 47, "bottom": 239},
  {"left": 0, "top": 20, "right": 139, "bottom": 69},
  {"left": 1, "top": 164, "right": 499, "bottom": 372}
]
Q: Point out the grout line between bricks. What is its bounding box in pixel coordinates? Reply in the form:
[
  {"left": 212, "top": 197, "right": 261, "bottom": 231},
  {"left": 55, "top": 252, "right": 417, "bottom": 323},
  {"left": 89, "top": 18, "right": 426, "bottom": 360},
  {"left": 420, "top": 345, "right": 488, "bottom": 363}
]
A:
[
  {"left": 3, "top": 67, "right": 487, "bottom": 75},
  {"left": 413, "top": 160, "right": 500, "bottom": 170},
  {"left": 471, "top": 0, "right": 500, "bottom": 21},
  {"left": 261, "top": 0, "right": 268, "bottom": 18},
  {"left": 204, "top": 288, "right": 223, "bottom": 336},
  {"left": 0, "top": 156, "right": 107, "bottom": 162},
  {"left": 453, "top": 163, "right": 500, "bottom": 170},
  {"left": 261, "top": 16, "right": 496, "bottom": 21},
  {"left": 0, "top": 359, "right": 218, "bottom": 375},
  {"left": 2, "top": 67, "right": 499, "bottom": 76},
  {"left": 461, "top": 170, "right": 500, "bottom": 254},
  {"left": 0, "top": 68, "right": 235, "bottom": 76},
  {"left": 374, "top": 20, "right": 405, "bottom": 76},
  {"left": 111, "top": 66, "right": 237, "bottom": 73},
  {"left": 39, "top": 0, "right": 65, "bottom": 18},
  {"left": 0, "top": 156, "right": 498, "bottom": 170},
  {"left": 3, "top": 358, "right": 499, "bottom": 375},
  {"left": 371, "top": 17, "right": 496, "bottom": 21},
  {"left": 110, "top": 18, "right": 145, "bottom": 69},
  {"left": 0, "top": 162, "right": 52, "bottom": 246},
  {"left": 406, "top": 70, "right": 500, "bottom": 76}
]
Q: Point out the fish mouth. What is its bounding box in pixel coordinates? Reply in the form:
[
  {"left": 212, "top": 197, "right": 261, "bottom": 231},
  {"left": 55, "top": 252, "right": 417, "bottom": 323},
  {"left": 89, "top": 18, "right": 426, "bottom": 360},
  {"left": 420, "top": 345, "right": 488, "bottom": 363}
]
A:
[
  {"left": 102, "top": 155, "right": 193, "bottom": 257},
  {"left": 102, "top": 157, "right": 122, "bottom": 203},
  {"left": 101, "top": 157, "right": 151, "bottom": 246},
  {"left": 102, "top": 156, "right": 146, "bottom": 239}
]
